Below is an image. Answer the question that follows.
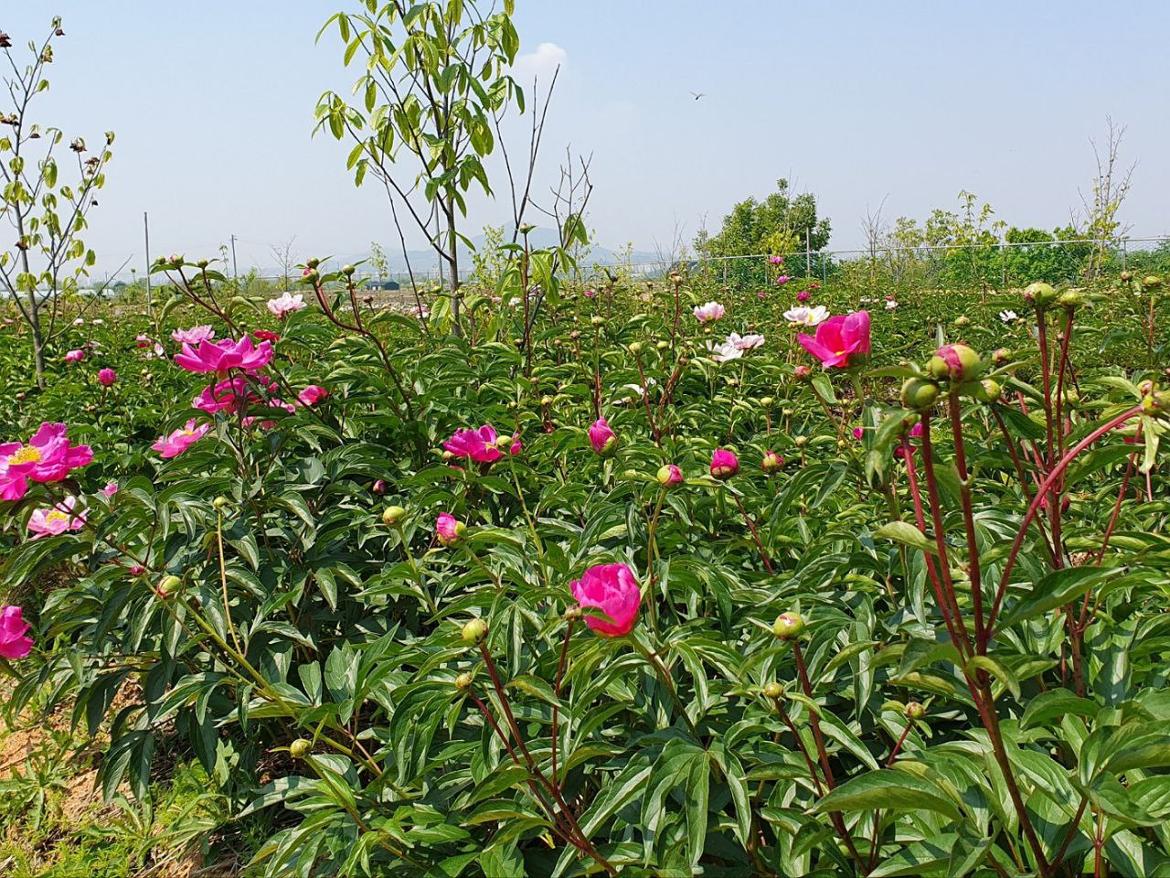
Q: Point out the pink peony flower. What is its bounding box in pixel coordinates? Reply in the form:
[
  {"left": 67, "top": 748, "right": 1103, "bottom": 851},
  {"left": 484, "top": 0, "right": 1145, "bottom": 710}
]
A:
[
  {"left": 0, "top": 606, "right": 33, "bottom": 660},
  {"left": 102, "top": 481, "right": 118, "bottom": 498},
  {"left": 774, "top": 275, "right": 790, "bottom": 286},
  {"left": 0, "top": 423, "right": 93, "bottom": 500},
  {"left": 569, "top": 563, "right": 641, "bottom": 637},
  {"left": 65, "top": 349, "right": 86, "bottom": 364},
  {"left": 193, "top": 376, "right": 265, "bottom": 415},
  {"left": 128, "top": 564, "right": 145, "bottom": 576},
  {"left": 710, "top": 448, "right": 739, "bottom": 479},
  {"left": 507, "top": 433, "right": 523, "bottom": 456},
  {"left": 436, "top": 512, "right": 464, "bottom": 546},
  {"left": 267, "top": 292, "right": 306, "bottom": 319},
  {"left": 583, "top": 288, "right": 597, "bottom": 299},
  {"left": 658, "top": 464, "right": 684, "bottom": 486},
  {"left": 152, "top": 419, "right": 210, "bottom": 459},
  {"left": 729, "top": 332, "right": 765, "bottom": 351},
  {"left": 97, "top": 368, "right": 117, "bottom": 386},
  {"left": 768, "top": 255, "right": 784, "bottom": 266},
  {"left": 894, "top": 423, "right": 926, "bottom": 460},
  {"left": 853, "top": 427, "right": 865, "bottom": 440},
  {"left": 174, "top": 336, "right": 274, "bottom": 375},
  {"left": 797, "top": 311, "right": 871, "bottom": 369},
  {"left": 171, "top": 325, "right": 216, "bottom": 345},
  {"left": 693, "top": 301, "right": 725, "bottom": 324},
  {"left": 28, "top": 496, "right": 85, "bottom": 539},
  {"left": 251, "top": 329, "right": 281, "bottom": 343},
  {"left": 797, "top": 290, "right": 811, "bottom": 303},
  {"left": 135, "top": 334, "right": 153, "bottom": 349},
  {"left": 757, "top": 290, "right": 767, "bottom": 300},
  {"left": 444, "top": 425, "right": 502, "bottom": 464},
  {"left": 588, "top": 417, "right": 617, "bottom": 455},
  {"left": 297, "top": 385, "right": 329, "bottom": 407},
  {"left": 793, "top": 365, "right": 813, "bottom": 381}
]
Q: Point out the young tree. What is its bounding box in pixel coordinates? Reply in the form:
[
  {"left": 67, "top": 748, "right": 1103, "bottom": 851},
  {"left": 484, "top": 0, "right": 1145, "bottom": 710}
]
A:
[
  {"left": 0, "top": 19, "right": 114, "bottom": 388},
  {"left": 1077, "top": 117, "right": 1133, "bottom": 278},
  {"left": 314, "top": 0, "right": 522, "bottom": 334}
]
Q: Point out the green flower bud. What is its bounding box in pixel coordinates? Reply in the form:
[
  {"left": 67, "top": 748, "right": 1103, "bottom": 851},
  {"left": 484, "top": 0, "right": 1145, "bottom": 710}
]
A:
[
  {"left": 590, "top": 315, "right": 604, "bottom": 327},
  {"left": 794, "top": 436, "right": 808, "bottom": 448},
  {"left": 212, "top": 495, "right": 230, "bottom": 510},
  {"left": 382, "top": 505, "right": 406, "bottom": 526},
  {"left": 905, "top": 701, "right": 926, "bottom": 720},
  {"left": 454, "top": 672, "right": 474, "bottom": 691},
  {"left": 901, "top": 377, "right": 941, "bottom": 411},
  {"left": 974, "top": 378, "right": 1002, "bottom": 403},
  {"left": 1143, "top": 275, "right": 1163, "bottom": 289},
  {"left": 1058, "top": 290, "right": 1085, "bottom": 309},
  {"left": 540, "top": 395, "right": 555, "bottom": 407},
  {"left": 462, "top": 618, "right": 488, "bottom": 645},
  {"left": 763, "top": 681, "right": 784, "bottom": 699},
  {"left": 772, "top": 612, "right": 805, "bottom": 640},
  {"left": 953, "top": 315, "right": 970, "bottom": 327},
  {"left": 155, "top": 575, "right": 182, "bottom": 599},
  {"left": 628, "top": 341, "right": 643, "bottom": 355},
  {"left": 760, "top": 396, "right": 774, "bottom": 408},
  {"left": 1024, "top": 281, "right": 1057, "bottom": 308},
  {"left": 289, "top": 738, "right": 312, "bottom": 759},
  {"left": 927, "top": 344, "right": 982, "bottom": 382}
]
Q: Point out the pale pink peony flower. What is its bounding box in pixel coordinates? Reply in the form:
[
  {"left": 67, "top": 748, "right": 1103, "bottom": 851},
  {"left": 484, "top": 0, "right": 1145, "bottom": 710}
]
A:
[
  {"left": 0, "top": 606, "right": 34, "bottom": 659},
  {"left": 569, "top": 563, "right": 641, "bottom": 637},
  {"left": 65, "top": 349, "right": 86, "bottom": 364},
  {"left": 588, "top": 418, "right": 617, "bottom": 455},
  {"left": 0, "top": 422, "right": 93, "bottom": 501},
  {"left": 102, "top": 481, "right": 118, "bottom": 498},
  {"left": 267, "top": 292, "right": 306, "bottom": 319},
  {"left": 693, "top": 301, "right": 725, "bottom": 324},
  {"left": 28, "top": 496, "right": 86, "bottom": 539},
  {"left": 174, "top": 336, "right": 273, "bottom": 375},
  {"left": 797, "top": 311, "right": 871, "bottom": 369},
  {"left": 151, "top": 420, "right": 210, "bottom": 459},
  {"left": 444, "top": 425, "right": 502, "bottom": 464},
  {"left": 171, "top": 325, "right": 216, "bottom": 345},
  {"left": 784, "top": 305, "right": 829, "bottom": 327},
  {"left": 774, "top": 274, "right": 791, "bottom": 286}
]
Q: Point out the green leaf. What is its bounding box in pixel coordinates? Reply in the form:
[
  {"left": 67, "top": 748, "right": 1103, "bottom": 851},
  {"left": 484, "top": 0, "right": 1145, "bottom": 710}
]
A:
[
  {"left": 874, "top": 521, "right": 938, "bottom": 555},
  {"left": 1000, "top": 566, "right": 1123, "bottom": 628},
  {"left": 813, "top": 768, "right": 960, "bottom": 820}
]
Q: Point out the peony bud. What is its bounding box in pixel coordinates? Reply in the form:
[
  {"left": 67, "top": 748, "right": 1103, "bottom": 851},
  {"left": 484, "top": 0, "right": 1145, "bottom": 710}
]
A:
[
  {"left": 793, "top": 365, "right": 812, "bottom": 381},
  {"left": 656, "top": 464, "right": 684, "bottom": 487},
  {"left": 772, "top": 612, "right": 805, "bottom": 640},
  {"left": 974, "top": 378, "right": 1002, "bottom": 403},
  {"left": 155, "top": 575, "right": 182, "bottom": 599},
  {"left": 763, "top": 681, "right": 784, "bottom": 699},
  {"left": 383, "top": 505, "right": 406, "bottom": 526},
  {"left": 761, "top": 450, "right": 785, "bottom": 474},
  {"left": 794, "top": 436, "right": 808, "bottom": 449},
  {"left": 992, "top": 347, "right": 1011, "bottom": 366},
  {"left": 1143, "top": 275, "right": 1163, "bottom": 289},
  {"left": 710, "top": 448, "right": 739, "bottom": 479},
  {"left": 1024, "top": 281, "right": 1057, "bottom": 308},
  {"left": 953, "top": 315, "right": 970, "bottom": 327},
  {"left": 289, "top": 739, "right": 312, "bottom": 759},
  {"left": 927, "top": 344, "right": 981, "bottom": 383},
  {"left": 901, "top": 377, "right": 941, "bottom": 411},
  {"left": 628, "top": 341, "right": 643, "bottom": 355},
  {"left": 1058, "top": 290, "right": 1085, "bottom": 309},
  {"left": 212, "top": 495, "right": 230, "bottom": 510},
  {"left": 760, "top": 396, "right": 774, "bottom": 408},
  {"left": 905, "top": 701, "right": 926, "bottom": 720},
  {"left": 372, "top": 479, "right": 387, "bottom": 495},
  {"left": 454, "top": 672, "right": 474, "bottom": 691},
  {"left": 461, "top": 618, "right": 488, "bottom": 644}
]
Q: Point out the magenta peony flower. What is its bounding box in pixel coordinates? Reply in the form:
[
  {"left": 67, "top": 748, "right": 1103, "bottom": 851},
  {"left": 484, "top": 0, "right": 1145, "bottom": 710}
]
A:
[
  {"left": 436, "top": 512, "right": 464, "bottom": 546},
  {"left": 0, "top": 606, "right": 33, "bottom": 660},
  {"left": 0, "top": 422, "right": 93, "bottom": 501},
  {"left": 102, "top": 481, "right": 118, "bottom": 498},
  {"left": 65, "top": 349, "right": 86, "bottom": 364},
  {"left": 797, "top": 290, "right": 811, "bottom": 303},
  {"left": 710, "top": 448, "right": 739, "bottom": 479},
  {"left": 28, "top": 496, "right": 85, "bottom": 539},
  {"left": 569, "top": 563, "right": 641, "bottom": 637},
  {"left": 151, "top": 420, "right": 210, "bottom": 459},
  {"left": 171, "top": 325, "right": 216, "bottom": 345},
  {"left": 797, "top": 311, "right": 871, "bottom": 369},
  {"left": 853, "top": 427, "right": 864, "bottom": 440},
  {"left": 693, "top": 301, "right": 725, "bottom": 324},
  {"left": 507, "top": 433, "right": 523, "bottom": 456},
  {"left": 768, "top": 255, "right": 784, "bottom": 266},
  {"left": 657, "top": 464, "right": 684, "bottom": 487},
  {"left": 267, "top": 292, "right": 306, "bottom": 319},
  {"left": 297, "top": 385, "right": 329, "bottom": 407},
  {"left": 251, "top": 329, "right": 281, "bottom": 343},
  {"left": 174, "top": 336, "right": 274, "bottom": 375},
  {"left": 193, "top": 376, "right": 265, "bottom": 415},
  {"left": 97, "top": 368, "right": 117, "bottom": 386},
  {"left": 444, "top": 425, "right": 502, "bottom": 464},
  {"left": 774, "top": 275, "right": 790, "bottom": 286},
  {"left": 588, "top": 417, "right": 617, "bottom": 455}
]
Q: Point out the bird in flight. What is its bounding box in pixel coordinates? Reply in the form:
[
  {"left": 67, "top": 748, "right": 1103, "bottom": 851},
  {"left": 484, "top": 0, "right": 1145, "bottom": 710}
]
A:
[{"left": 690, "top": 91, "right": 705, "bottom": 101}]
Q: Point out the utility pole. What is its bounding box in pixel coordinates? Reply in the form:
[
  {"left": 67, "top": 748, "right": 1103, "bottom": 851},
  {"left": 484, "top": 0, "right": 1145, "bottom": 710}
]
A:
[
  {"left": 143, "top": 211, "right": 153, "bottom": 316},
  {"left": 230, "top": 234, "right": 239, "bottom": 279},
  {"left": 805, "top": 228, "right": 812, "bottom": 277}
]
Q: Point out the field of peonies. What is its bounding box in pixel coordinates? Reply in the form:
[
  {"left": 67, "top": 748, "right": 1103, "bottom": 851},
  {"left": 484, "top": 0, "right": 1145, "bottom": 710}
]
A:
[{"left": 0, "top": 261, "right": 1168, "bottom": 876}]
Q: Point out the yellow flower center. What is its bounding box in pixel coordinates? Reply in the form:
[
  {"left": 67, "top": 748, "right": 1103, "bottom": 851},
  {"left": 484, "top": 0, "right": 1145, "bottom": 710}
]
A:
[
  {"left": 44, "top": 510, "right": 68, "bottom": 525},
  {"left": 7, "top": 445, "right": 41, "bottom": 465}
]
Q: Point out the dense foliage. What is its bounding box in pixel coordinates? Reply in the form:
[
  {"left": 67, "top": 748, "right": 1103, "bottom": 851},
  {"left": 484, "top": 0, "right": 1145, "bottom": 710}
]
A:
[{"left": 1, "top": 259, "right": 1169, "bottom": 876}]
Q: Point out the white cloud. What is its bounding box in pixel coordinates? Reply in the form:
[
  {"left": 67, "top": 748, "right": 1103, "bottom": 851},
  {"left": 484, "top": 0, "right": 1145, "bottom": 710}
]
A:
[{"left": 512, "top": 42, "right": 567, "bottom": 84}]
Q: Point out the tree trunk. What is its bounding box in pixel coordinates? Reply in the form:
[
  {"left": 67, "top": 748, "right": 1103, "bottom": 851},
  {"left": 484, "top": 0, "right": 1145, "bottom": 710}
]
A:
[
  {"left": 28, "top": 293, "right": 45, "bottom": 390},
  {"left": 446, "top": 199, "right": 461, "bottom": 338}
]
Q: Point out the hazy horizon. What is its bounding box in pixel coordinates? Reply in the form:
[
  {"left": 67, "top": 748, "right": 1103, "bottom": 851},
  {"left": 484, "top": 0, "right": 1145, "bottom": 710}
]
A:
[{"left": 3, "top": 2, "right": 1168, "bottom": 278}]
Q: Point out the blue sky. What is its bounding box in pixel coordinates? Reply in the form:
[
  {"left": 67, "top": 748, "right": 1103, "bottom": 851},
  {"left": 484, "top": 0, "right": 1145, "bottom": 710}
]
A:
[{"left": 3, "top": 1, "right": 1168, "bottom": 275}]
